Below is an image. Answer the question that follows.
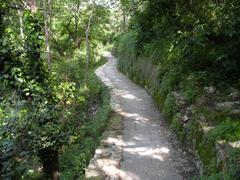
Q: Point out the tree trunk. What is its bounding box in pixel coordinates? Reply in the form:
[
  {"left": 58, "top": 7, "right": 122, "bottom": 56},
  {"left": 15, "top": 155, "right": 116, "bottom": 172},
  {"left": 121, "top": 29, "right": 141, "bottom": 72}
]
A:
[
  {"left": 17, "top": 8, "right": 24, "bottom": 41},
  {"left": 39, "top": 149, "right": 59, "bottom": 180},
  {"left": 48, "top": 0, "right": 51, "bottom": 18},
  {"left": 84, "top": 30, "right": 90, "bottom": 87},
  {"left": 122, "top": 8, "right": 126, "bottom": 31},
  {"left": 28, "top": 0, "right": 37, "bottom": 13},
  {"left": 83, "top": 11, "right": 93, "bottom": 87},
  {"left": 43, "top": 0, "right": 51, "bottom": 70},
  {"left": 50, "top": 31, "right": 65, "bottom": 57},
  {"left": 75, "top": 1, "right": 81, "bottom": 48}
]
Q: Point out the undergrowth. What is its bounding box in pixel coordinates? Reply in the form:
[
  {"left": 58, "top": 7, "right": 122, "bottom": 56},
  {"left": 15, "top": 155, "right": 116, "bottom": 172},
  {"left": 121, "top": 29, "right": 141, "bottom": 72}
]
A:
[
  {"left": 59, "top": 83, "right": 110, "bottom": 179},
  {"left": 58, "top": 57, "right": 111, "bottom": 179},
  {"left": 115, "top": 31, "right": 240, "bottom": 178}
]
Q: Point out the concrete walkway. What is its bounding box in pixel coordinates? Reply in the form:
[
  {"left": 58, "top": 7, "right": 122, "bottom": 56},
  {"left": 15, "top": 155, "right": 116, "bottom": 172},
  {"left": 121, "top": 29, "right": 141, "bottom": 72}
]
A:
[{"left": 90, "top": 52, "right": 198, "bottom": 180}]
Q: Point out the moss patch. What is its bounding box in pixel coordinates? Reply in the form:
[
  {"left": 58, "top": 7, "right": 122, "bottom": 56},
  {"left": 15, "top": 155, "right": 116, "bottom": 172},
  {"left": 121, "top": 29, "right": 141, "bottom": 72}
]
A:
[{"left": 105, "top": 112, "right": 123, "bottom": 132}]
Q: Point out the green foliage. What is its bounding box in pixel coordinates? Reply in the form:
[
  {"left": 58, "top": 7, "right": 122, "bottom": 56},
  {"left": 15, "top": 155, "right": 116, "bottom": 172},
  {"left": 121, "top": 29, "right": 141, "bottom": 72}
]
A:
[
  {"left": 0, "top": 1, "right": 112, "bottom": 178},
  {"left": 201, "top": 149, "right": 240, "bottom": 180},
  {"left": 180, "top": 75, "right": 200, "bottom": 103},
  {"left": 116, "top": 0, "right": 240, "bottom": 178},
  {"left": 117, "top": 31, "right": 137, "bottom": 60},
  {"left": 159, "top": 66, "right": 183, "bottom": 98},
  {"left": 59, "top": 73, "right": 111, "bottom": 179},
  {"left": 170, "top": 114, "right": 185, "bottom": 142},
  {"left": 162, "top": 93, "right": 177, "bottom": 120},
  {"left": 207, "top": 119, "right": 240, "bottom": 142},
  {"left": 50, "top": 0, "right": 111, "bottom": 62},
  {"left": 227, "top": 149, "right": 240, "bottom": 179},
  {"left": 53, "top": 60, "right": 83, "bottom": 85},
  {"left": 120, "top": 0, "right": 240, "bottom": 85},
  {"left": 0, "top": 5, "right": 60, "bottom": 178}
]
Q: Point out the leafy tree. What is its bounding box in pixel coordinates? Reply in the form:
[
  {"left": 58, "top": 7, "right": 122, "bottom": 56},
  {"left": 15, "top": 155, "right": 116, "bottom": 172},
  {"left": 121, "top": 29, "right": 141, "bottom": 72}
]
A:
[{"left": 1, "top": 0, "right": 113, "bottom": 179}]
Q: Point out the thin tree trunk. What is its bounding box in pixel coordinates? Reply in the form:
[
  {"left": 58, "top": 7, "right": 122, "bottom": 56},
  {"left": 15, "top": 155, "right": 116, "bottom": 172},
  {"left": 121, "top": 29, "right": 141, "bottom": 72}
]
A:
[
  {"left": 48, "top": 0, "right": 51, "bottom": 18},
  {"left": 43, "top": 0, "right": 51, "bottom": 70},
  {"left": 17, "top": 8, "right": 24, "bottom": 41},
  {"left": 122, "top": 8, "right": 126, "bottom": 31},
  {"left": 28, "top": 0, "right": 37, "bottom": 13},
  {"left": 50, "top": 31, "right": 65, "bottom": 57},
  {"left": 75, "top": 1, "right": 81, "bottom": 48},
  {"left": 83, "top": 11, "right": 93, "bottom": 87}
]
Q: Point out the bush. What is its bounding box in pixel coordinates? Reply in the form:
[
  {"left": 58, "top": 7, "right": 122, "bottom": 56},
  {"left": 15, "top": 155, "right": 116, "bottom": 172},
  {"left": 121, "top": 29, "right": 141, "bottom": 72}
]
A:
[
  {"left": 59, "top": 72, "right": 111, "bottom": 179},
  {"left": 53, "top": 60, "right": 83, "bottom": 86}
]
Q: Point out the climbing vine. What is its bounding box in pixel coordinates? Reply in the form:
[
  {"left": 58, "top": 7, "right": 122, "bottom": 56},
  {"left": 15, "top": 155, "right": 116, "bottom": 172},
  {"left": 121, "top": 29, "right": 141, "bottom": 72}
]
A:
[{"left": 0, "top": 0, "right": 112, "bottom": 179}]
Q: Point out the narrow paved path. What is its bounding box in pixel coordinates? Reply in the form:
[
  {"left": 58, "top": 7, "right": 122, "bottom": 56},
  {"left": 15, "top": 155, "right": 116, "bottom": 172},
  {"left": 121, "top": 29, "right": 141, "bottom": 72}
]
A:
[{"left": 96, "top": 53, "right": 197, "bottom": 180}]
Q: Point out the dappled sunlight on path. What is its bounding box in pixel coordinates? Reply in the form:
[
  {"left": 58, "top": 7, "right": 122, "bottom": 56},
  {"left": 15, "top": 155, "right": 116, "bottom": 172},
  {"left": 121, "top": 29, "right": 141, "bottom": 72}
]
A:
[{"left": 90, "top": 52, "right": 197, "bottom": 180}]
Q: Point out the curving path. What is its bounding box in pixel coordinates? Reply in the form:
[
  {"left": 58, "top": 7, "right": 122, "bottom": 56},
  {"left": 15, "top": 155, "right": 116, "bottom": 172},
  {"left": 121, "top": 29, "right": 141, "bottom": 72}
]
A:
[{"left": 95, "top": 52, "right": 198, "bottom": 180}]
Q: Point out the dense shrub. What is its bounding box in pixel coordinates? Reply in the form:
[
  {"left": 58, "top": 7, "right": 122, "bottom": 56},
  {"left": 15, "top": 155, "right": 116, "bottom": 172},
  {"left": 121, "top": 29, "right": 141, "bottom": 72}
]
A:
[
  {"left": 0, "top": 1, "right": 111, "bottom": 178},
  {"left": 119, "top": 0, "right": 240, "bottom": 86}
]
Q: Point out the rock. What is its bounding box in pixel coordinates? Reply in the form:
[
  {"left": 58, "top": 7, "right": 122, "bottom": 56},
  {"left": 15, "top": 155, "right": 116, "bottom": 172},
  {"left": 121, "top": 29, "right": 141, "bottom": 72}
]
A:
[
  {"left": 85, "top": 112, "right": 123, "bottom": 179},
  {"left": 229, "top": 140, "right": 240, "bottom": 148},
  {"left": 167, "top": 133, "right": 172, "bottom": 138},
  {"left": 230, "top": 109, "right": 240, "bottom": 115},
  {"left": 196, "top": 115, "right": 207, "bottom": 122},
  {"left": 204, "top": 86, "right": 216, "bottom": 94},
  {"left": 215, "top": 141, "right": 229, "bottom": 171},
  {"left": 172, "top": 91, "right": 186, "bottom": 106},
  {"left": 215, "top": 140, "right": 239, "bottom": 171},
  {"left": 196, "top": 96, "right": 208, "bottom": 105},
  {"left": 229, "top": 88, "right": 240, "bottom": 99},
  {"left": 200, "top": 123, "right": 214, "bottom": 134},
  {"left": 183, "top": 115, "right": 189, "bottom": 122},
  {"left": 216, "top": 101, "right": 240, "bottom": 110}
]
